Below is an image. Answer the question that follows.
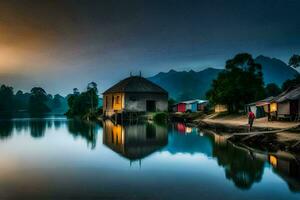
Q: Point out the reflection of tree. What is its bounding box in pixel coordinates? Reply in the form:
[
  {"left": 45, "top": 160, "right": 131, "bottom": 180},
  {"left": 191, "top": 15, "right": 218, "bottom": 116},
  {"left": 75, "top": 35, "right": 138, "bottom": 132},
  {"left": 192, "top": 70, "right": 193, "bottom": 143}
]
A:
[
  {"left": 14, "top": 120, "right": 30, "bottom": 132},
  {"left": 30, "top": 120, "right": 47, "bottom": 138},
  {"left": 47, "top": 120, "right": 53, "bottom": 129},
  {"left": 212, "top": 140, "right": 264, "bottom": 189},
  {"left": 54, "top": 120, "right": 62, "bottom": 129},
  {"left": 0, "top": 120, "right": 13, "bottom": 139},
  {"left": 67, "top": 120, "right": 98, "bottom": 149}
]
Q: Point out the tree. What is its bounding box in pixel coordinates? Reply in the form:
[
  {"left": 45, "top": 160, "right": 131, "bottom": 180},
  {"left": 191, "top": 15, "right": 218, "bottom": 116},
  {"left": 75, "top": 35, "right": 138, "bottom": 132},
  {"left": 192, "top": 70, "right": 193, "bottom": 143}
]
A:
[
  {"left": 206, "top": 53, "right": 265, "bottom": 113},
  {"left": 288, "top": 54, "right": 300, "bottom": 68},
  {"left": 73, "top": 88, "right": 80, "bottom": 95},
  {"left": 281, "top": 74, "right": 300, "bottom": 91},
  {"left": 168, "top": 98, "right": 176, "bottom": 111},
  {"left": 53, "top": 94, "right": 62, "bottom": 108},
  {"left": 14, "top": 90, "right": 30, "bottom": 112},
  {"left": 265, "top": 83, "right": 281, "bottom": 97},
  {"left": 0, "top": 85, "right": 14, "bottom": 114},
  {"left": 87, "top": 82, "right": 98, "bottom": 112},
  {"left": 66, "top": 82, "right": 99, "bottom": 118},
  {"left": 29, "top": 87, "right": 50, "bottom": 114}
]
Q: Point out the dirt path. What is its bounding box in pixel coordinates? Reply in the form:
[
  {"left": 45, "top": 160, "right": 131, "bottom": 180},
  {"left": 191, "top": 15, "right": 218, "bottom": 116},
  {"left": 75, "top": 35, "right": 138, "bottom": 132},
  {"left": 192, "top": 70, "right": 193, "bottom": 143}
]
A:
[{"left": 201, "top": 115, "right": 300, "bottom": 129}]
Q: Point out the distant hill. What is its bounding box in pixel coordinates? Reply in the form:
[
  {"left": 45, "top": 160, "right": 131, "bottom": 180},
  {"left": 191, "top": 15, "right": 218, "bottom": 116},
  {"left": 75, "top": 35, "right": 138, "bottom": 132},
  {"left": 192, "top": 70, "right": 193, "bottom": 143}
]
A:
[
  {"left": 254, "top": 55, "right": 299, "bottom": 86},
  {"left": 148, "top": 68, "right": 222, "bottom": 101},
  {"left": 148, "top": 55, "right": 299, "bottom": 101}
]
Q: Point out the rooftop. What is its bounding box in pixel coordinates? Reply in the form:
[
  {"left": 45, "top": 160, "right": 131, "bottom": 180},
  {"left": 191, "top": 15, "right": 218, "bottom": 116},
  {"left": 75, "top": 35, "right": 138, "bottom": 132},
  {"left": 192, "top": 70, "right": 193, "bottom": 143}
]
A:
[
  {"left": 103, "top": 76, "right": 168, "bottom": 94},
  {"left": 275, "top": 85, "right": 300, "bottom": 103}
]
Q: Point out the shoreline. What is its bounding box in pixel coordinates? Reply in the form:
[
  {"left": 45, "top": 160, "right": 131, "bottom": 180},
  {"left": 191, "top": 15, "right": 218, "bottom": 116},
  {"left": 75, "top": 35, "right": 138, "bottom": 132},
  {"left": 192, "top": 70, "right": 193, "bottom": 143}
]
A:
[{"left": 193, "top": 115, "right": 300, "bottom": 155}]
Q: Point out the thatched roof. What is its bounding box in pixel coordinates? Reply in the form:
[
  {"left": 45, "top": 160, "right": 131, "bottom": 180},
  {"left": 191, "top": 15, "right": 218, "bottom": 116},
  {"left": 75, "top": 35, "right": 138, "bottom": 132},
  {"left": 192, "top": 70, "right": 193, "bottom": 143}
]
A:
[
  {"left": 275, "top": 85, "right": 300, "bottom": 103},
  {"left": 103, "top": 76, "right": 168, "bottom": 94}
]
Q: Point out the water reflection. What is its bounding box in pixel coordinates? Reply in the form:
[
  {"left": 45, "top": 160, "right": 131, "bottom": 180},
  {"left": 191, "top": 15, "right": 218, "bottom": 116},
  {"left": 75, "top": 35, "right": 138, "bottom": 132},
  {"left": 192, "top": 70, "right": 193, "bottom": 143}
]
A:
[
  {"left": 167, "top": 124, "right": 264, "bottom": 189},
  {"left": 0, "top": 120, "right": 13, "bottom": 139},
  {"left": 30, "top": 119, "right": 47, "bottom": 138},
  {"left": 0, "top": 118, "right": 299, "bottom": 196},
  {"left": 103, "top": 120, "right": 168, "bottom": 161},
  {"left": 212, "top": 136, "right": 264, "bottom": 189},
  {"left": 269, "top": 153, "right": 300, "bottom": 192},
  {"left": 67, "top": 120, "right": 98, "bottom": 149},
  {"left": 170, "top": 124, "right": 300, "bottom": 192},
  {"left": 0, "top": 118, "right": 99, "bottom": 149},
  {"left": 166, "top": 122, "right": 213, "bottom": 156}
]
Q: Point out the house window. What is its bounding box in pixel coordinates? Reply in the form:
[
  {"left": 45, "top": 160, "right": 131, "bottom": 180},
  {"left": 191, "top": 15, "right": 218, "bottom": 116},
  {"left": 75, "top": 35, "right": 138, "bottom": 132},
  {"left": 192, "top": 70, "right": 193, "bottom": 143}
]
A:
[{"left": 112, "top": 96, "right": 114, "bottom": 108}]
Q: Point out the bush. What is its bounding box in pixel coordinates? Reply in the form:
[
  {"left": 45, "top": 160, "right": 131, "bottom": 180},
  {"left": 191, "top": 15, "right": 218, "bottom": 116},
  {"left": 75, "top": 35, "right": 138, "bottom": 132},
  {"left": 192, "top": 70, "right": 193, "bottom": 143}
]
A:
[{"left": 153, "top": 112, "right": 168, "bottom": 124}]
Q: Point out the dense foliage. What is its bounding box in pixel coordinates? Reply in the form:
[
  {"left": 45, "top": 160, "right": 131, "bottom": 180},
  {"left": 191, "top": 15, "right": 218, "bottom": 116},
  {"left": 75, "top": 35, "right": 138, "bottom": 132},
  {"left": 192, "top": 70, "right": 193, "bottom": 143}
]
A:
[
  {"left": 206, "top": 53, "right": 265, "bottom": 113},
  {"left": 0, "top": 85, "right": 14, "bottom": 115},
  {"left": 168, "top": 98, "right": 176, "bottom": 112},
  {"left": 289, "top": 54, "right": 300, "bottom": 68},
  {"left": 281, "top": 75, "right": 300, "bottom": 92},
  {"left": 29, "top": 87, "right": 50, "bottom": 114},
  {"left": 66, "top": 82, "right": 99, "bottom": 118},
  {"left": 0, "top": 84, "right": 67, "bottom": 116},
  {"left": 153, "top": 112, "right": 168, "bottom": 125}
]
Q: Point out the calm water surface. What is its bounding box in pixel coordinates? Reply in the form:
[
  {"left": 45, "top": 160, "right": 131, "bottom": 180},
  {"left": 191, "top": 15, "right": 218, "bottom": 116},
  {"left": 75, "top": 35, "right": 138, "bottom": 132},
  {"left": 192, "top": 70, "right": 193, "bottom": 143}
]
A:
[{"left": 0, "top": 117, "right": 299, "bottom": 199}]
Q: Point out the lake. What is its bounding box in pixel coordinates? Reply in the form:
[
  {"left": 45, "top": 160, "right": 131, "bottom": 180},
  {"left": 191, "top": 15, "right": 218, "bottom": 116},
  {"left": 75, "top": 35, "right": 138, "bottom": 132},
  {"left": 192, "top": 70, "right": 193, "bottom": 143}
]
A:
[{"left": 0, "top": 117, "right": 299, "bottom": 199}]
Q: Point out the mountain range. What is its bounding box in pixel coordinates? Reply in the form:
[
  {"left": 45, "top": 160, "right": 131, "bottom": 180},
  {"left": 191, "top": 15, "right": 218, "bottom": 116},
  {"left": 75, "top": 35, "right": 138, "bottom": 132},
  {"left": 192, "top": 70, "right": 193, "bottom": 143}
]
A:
[{"left": 148, "top": 55, "right": 299, "bottom": 101}]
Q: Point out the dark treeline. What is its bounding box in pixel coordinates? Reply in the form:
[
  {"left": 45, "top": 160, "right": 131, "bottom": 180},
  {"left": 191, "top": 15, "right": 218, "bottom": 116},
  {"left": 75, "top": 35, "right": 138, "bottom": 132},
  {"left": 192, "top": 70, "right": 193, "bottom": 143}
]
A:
[
  {"left": 207, "top": 53, "right": 300, "bottom": 113},
  {"left": 0, "top": 81, "right": 101, "bottom": 119},
  {"left": 0, "top": 85, "right": 68, "bottom": 116}
]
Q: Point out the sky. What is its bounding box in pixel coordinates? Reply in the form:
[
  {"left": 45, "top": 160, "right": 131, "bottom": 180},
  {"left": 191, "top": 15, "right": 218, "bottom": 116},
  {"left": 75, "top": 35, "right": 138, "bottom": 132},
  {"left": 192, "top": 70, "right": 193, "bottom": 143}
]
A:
[{"left": 0, "top": 0, "right": 300, "bottom": 95}]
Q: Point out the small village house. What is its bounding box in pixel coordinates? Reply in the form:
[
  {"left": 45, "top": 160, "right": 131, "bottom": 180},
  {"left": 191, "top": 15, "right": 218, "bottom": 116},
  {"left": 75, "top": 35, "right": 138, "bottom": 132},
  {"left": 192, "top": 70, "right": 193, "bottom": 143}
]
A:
[
  {"left": 273, "top": 85, "right": 300, "bottom": 120},
  {"left": 214, "top": 104, "right": 228, "bottom": 113},
  {"left": 173, "top": 99, "right": 208, "bottom": 113},
  {"left": 103, "top": 75, "right": 168, "bottom": 117},
  {"left": 245, "top": 85, "right": 300, "bottom": 121},
  {"left": 175, "top": 102, "right": 186, "bottom": 112},
  {"left": 245, "top": 96, "right": 275, "bottom": 119}
]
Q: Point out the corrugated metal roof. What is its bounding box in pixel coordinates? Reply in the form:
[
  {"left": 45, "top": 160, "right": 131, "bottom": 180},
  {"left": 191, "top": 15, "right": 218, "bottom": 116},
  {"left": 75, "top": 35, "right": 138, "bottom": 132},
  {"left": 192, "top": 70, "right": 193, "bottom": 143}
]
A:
[
  {"left": 275, "top": 85, "right": 300, "bottom": 103},
  {"left": 179, "top": 99, "right": 208, "bottom": 104},
  {"left": 103, "top": 76, "right": 168, "bottom": 94},
  {"left": 246, "top": 96, "right": 274, "bottom": 106}
]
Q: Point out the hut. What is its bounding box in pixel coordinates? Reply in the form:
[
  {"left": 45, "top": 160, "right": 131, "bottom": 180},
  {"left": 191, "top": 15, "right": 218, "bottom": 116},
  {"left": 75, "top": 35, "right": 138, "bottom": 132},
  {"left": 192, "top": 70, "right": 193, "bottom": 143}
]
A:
[
  {"left": 176, "top": 103, "right": 186, "bottom": 112},
  {"left": 103, "top": 76, "right": 168, "bottom": 117},
  {"left": 173, "top": 99, "right": 208, "bottom": 113},
  {"left": 245, "top": 96, "right": 275, "bottom": 119},
  {"left": 274, "top": 85, "right": 300, "bottom": 120},
  {"left": 197, "top": 100, "right": 209, "bottom": 111}
]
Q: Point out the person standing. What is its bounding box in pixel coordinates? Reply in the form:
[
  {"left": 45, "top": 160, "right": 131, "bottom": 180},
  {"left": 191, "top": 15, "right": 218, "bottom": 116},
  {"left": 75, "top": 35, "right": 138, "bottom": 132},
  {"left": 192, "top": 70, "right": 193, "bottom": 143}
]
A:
[{"left": 248, "top": 109, "right": 256, "bottom": 132}]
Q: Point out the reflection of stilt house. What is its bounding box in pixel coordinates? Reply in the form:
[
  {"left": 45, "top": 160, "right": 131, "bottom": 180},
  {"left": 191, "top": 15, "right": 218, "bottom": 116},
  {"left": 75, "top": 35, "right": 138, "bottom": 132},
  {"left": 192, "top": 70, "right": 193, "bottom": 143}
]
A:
[
  {"left": 103, "top": 120, "right": 168, "bottom": 161},
  {"left": 103, "top": 76, "right": 168, "bottom": 117}
]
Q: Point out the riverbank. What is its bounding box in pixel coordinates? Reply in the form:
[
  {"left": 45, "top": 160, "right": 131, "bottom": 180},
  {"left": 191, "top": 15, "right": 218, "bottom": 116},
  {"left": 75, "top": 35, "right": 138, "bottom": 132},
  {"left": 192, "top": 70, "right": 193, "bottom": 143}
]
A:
[
  {"left": 200, "top": 114, "right": 300, "bottom": 130},
  {"left": 195, "top": 113, "right": 300, "bottom": 154}
]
